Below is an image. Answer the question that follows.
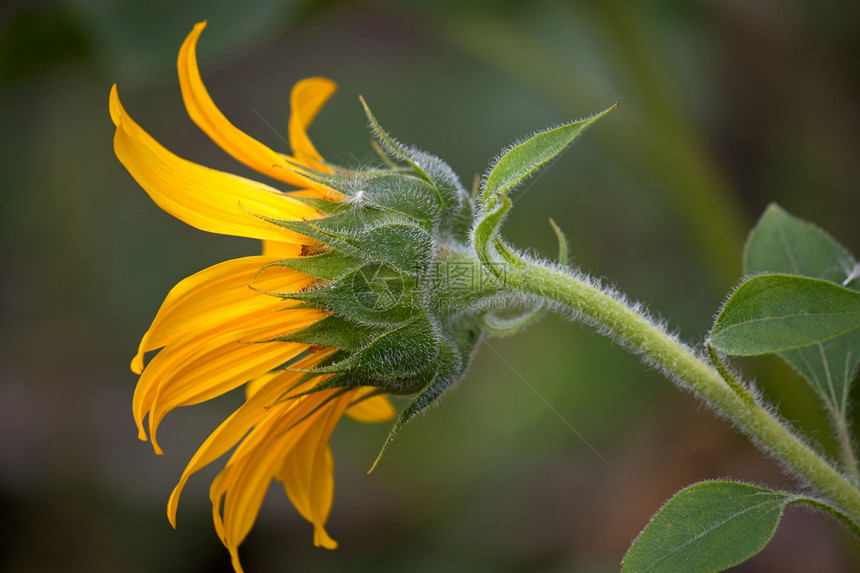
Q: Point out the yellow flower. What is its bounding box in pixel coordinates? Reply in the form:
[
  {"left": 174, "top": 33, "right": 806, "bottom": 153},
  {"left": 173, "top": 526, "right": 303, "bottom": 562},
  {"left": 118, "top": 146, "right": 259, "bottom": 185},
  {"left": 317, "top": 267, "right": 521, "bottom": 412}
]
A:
[{"left": 111, "top": 21, "right": 397, "bottom": 571}]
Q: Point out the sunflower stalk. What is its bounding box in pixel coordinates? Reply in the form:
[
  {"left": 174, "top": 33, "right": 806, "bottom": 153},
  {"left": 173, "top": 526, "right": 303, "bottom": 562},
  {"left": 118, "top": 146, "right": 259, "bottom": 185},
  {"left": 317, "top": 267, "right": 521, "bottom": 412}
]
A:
[{"left": 473, "top": 188, "right": 860, "bottom": 535}]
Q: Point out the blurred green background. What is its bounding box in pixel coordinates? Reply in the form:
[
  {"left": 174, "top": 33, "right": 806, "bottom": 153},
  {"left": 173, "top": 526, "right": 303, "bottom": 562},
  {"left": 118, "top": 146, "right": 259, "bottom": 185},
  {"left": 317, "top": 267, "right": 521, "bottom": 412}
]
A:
[{"left": 2, "top": 0, "right": 859, "bottom": 571}]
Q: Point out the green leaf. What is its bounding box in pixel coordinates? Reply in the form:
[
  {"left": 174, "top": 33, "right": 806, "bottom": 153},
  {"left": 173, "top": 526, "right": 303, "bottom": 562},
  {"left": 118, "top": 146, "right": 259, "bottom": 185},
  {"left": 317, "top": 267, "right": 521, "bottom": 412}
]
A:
[
  {"left": 482, "top": 104, "right": 616, "bottom": 209},
  {"left": 710, "top": 274, "right": 860, "bottom": 356},
  {"left": 780, "top": 334, "right": 860, "bottom": 416},
  {"left": 744, "top": 204, "right": 856, "bottom": 285},
  {"left": 742, "top": 204, "right": 860, "bottom": 413},
  {"left": 622, "top": 481, "right": 795, "bottom": 573}
]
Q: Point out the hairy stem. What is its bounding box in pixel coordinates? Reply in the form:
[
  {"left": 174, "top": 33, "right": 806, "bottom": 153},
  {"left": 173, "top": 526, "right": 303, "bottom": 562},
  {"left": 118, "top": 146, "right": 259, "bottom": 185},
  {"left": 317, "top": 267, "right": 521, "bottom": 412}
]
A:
[
  {"left": 485, "top": 240, "right": 860, "bottom": 523},
  {"left": 827, "top": 401, "right": 860, "bottom": 487}
]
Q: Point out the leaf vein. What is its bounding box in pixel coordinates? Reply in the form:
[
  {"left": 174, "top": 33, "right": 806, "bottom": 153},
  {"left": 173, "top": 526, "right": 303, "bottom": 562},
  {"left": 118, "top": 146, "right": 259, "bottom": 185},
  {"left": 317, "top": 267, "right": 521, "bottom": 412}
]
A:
[{"left": 642, "top": 494, "right": 784, "bottom": 571}]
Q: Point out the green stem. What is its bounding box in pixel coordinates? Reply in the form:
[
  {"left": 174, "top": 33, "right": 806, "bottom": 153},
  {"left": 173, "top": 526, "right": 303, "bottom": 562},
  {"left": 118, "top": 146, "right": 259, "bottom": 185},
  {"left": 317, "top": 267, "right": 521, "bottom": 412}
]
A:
[
  {"left": 483, "top": 236, "right": 860, "bottom": 523},
  {"left": 793, "top": 496, "right": 860, "bottom": 540},
  {"left": 826, "top": 401, "right": 860, "bottom": 487}
]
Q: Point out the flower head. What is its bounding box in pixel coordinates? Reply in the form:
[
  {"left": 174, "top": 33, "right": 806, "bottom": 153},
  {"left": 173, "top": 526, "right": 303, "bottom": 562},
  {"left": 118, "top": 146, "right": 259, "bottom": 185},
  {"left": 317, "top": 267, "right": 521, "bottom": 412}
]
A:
[{"left": 112, "top": 21, "right": 506, "bottom": 572}]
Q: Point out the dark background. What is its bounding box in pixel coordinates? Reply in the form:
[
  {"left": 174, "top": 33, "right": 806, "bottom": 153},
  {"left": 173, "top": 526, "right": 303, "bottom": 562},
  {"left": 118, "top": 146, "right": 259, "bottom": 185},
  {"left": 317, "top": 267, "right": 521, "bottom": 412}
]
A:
[{"left": 2, "top": 1, "right": 859, "bottom": 571}]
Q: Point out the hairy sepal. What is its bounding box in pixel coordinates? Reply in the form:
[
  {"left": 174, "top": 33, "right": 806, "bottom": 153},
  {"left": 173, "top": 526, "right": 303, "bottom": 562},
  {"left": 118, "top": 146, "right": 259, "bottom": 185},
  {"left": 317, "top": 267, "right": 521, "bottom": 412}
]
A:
[
  {"left": 273, "top": 265, "right": 421, "bottom": 325},
  {"left": 481, "top": 104, "right": 617, "bottom": 211},
  {"left": 360, "top": 96, "right": 473, "bottom": 241},
  {"left": 310, "top": 316, "right": 441, "bottom": 379}
]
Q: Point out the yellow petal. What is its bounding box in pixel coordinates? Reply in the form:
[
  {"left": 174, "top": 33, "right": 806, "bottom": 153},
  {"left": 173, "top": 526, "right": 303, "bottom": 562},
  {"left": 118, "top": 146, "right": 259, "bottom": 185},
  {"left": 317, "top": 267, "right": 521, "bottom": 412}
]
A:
[
  {"left": 143, "top": 311, "right": 324, "bottom": 452},
  {"left": 288, "top": 77, "right": 337, "bottom": 170},
  {"left": 133, "top": 305, "right": 323, "bottom": 450},
  {"left": 261, "top": 239, "right": 302, "bottom": 258},
  {"left": 178, "top": 22, "right": 336, "bottom": 188},
  {"left": 279, "top": 392, "right": 352, "bottom": 549},
  {"left": 130, "top": 261, "right": 316, "bottom": 440},
  {"left": 344, "top": 390, "right": 396, "bottom": 423},
  {"left": 111, "top": 84, "right": 321, "bottom": 242},
  {"left": 132, "top": 255, "right": 311, "bottom": 374},
  {"left": 282, "top": 443, "right": 338, "bottom": 549},
  {"left": 216, "top": 435, "right": 285, "bottom": 569},
  {"left": 212, "top": 389, "right": 342, "bottom": 565},
  {"left": 167, "top": 350, "right": 336, "bottom": 527}
]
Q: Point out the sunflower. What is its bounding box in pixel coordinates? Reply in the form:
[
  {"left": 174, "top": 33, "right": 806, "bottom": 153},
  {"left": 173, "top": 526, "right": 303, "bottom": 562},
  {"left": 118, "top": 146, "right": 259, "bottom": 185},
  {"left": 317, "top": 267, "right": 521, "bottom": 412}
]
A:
[
  {"left": 110, "top": 21, "right": 404, "bottom": 570},
  {"left": 112, "top": 18, "right": 503, "bottom": 571}
]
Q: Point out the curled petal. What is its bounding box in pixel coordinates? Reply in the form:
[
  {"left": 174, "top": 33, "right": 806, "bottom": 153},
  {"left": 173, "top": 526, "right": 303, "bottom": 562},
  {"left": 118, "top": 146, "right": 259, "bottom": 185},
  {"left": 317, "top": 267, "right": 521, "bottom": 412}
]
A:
[
  {"left": 132, "top": 255, "right": 310, "bottom": 374},
  {"left": 288, "top": 77, "right": 337, "bottom": 170},
  {"left": 134, "top": 307, "right": 324, "bottom": 451},
  {"left": 167, "top": 350, "right": 336, "bottom": 527},
  {"left": 279, "top": 426, "right": 340, "bottom": 549},
  {"left": 211, "top": 388, "right": 350, "bottom": 569},
  {"left": 179, "top": 22, "right": 335, "bottom": 187},
  {"left": 111, "top": 85, "right": 320, "bottom": 242}
]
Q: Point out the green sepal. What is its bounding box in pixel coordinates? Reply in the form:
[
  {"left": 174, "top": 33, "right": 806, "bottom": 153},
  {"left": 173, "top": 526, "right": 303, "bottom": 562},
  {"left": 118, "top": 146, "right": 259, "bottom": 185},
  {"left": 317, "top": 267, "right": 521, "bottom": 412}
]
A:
[
  {"left": 473, "top": 193, "right": 513, "bottom": 270},
  {"left": 368, "top": 339, "right": 464, "bottom": 472},
  {"left": 292, "top": 169, "right": 442, "bottom": 230},
  {"left": 272, "top": 315, "right": 383, "bottom": 351},
  {"left": 481, "top": 306, "right": 544, "bottom": 336},
  {"left": 274, "top": 206, "right": 392, "bottom": 242},
  {"left": 276, "top": 155, "right": 353, "bottom": 193},
  {"left": 270, "top": 265, "right": 421, "bottom": 325},
  {"left": 299, "top": 371, "right": 416, "bottom": 398},
  {"left": 271, "top": 349, "right": 351, "bottom": 402},
  {"left": 280, "top": 386, "right": 354, "bottom": 431},
  {"left": 250, "top": 215, "right": 367, "bottom": 260},
  {"left": 285, "top": 371, "right": 383, "bottom": 400},
  {"left": 354, "top": 171, "right": 443, "bottom": 223},
  {"left": 482, "top": 104, "right": 617, "bottom": 210},
  {"left": 309, "top": 316, "right": 441, "bottom": 380},
  {"left": 278, "top": 350, "right": 410, "bottom": 402},
  {"left": 303, "top": 205, "right": 394, "bottom": 234},
  {"left": 352, "top": 222, "right": 433, "bottom": 275},
  {"left": 288, "top": 195, "right": 353, "bottom": 215},
  {"left": 282, "top": 154, "right": 447, "bottom": 229},
  {"left": 359, "top": 96, "right": 444, "bottom": 204},
  {"left": 359, "top": 95, "right": 472, "bottom": 241},
  {"left": 276, "top": 211, "right": 434, "bottom": 275},
  {"left": 274, "top": 251, "right": 365, "bottom": 281},
  {"left": 346, "top": 386, "right": 395, "bottom": 409}
]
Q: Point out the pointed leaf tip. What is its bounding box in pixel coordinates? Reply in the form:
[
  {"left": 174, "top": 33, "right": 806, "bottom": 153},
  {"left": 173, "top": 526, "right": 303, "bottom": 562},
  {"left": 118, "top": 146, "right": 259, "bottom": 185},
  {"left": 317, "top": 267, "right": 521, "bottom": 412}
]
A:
[
  {"left": 741, "top": 204, "right": 860, "bottom": 413},
  {"left": 709, "top": 274, "right": 860, "bottom": 356},
  {"left": 548, "top": 217, "right": 568, "bottom": 266},
  {"left": 481, "top": 104, "right": 616, "bottom": 209},
  {"left": 622, "top": 481, "right": 794, "bottom": 573}
]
